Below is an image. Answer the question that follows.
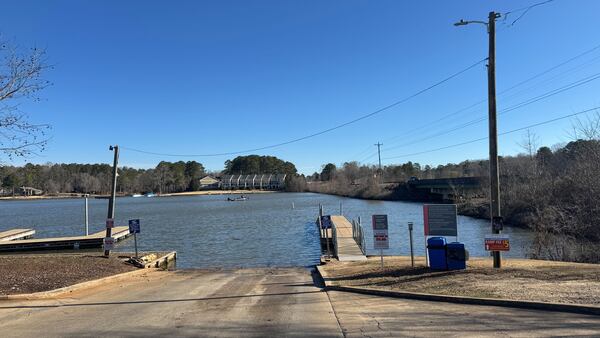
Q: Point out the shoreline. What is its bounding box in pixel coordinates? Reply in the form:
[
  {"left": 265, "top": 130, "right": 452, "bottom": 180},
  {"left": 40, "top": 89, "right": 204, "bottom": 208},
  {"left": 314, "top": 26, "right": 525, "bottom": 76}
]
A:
[{"left": 0, "top": 189, "right": 279, "bottom": 201}]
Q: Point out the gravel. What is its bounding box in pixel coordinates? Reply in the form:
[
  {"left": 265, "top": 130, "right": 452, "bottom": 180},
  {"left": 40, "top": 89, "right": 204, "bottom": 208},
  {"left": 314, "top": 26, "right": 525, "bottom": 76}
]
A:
[
  {"left": 321, "top": 256, "right": 600, "bottom": 305},
  {"left": 0, "top": 253, "right": 138, "bottom": 295}
]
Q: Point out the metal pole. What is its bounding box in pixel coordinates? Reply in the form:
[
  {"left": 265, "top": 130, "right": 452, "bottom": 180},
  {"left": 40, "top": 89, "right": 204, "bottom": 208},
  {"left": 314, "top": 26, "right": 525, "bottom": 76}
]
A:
[
  {"left": 84, "top": 194, "right": 89, "bottom": 236},
  {"left": 104, "top": 145, "right": 119, "bottom": 257},
  {"left": 487, "top": 11, "right": 502, "bottom": 269},
  {"left": 134, "top": 233, "right": 138, "bottom": 258},
  {"left": 339, "top": 201, "right": 343, "bottom": 216},
  {"left": 408, "top": 222, "right": 414, "bottom": 267},
  {"left": 380, "top": 248, "right": 384, "bottom": 269}
]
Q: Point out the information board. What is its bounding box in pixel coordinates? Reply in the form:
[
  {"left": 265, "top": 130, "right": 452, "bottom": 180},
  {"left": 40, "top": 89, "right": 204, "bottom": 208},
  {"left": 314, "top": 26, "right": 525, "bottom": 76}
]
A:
[
  {"left": 372, "top": 214, "right": 389, "bottom": 250},
  {"left": 485, "top": 236, "right": 510, "bottom": 251},
  {"left": 128, "top": 219, "right": 141, "bottom": 234},
  {"left": 423, "top": 204, "right": 457, "bottom": 236}
]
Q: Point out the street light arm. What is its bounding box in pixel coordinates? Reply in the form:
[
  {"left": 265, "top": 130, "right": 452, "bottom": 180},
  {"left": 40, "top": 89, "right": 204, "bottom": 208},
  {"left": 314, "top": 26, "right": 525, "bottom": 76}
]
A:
[{"left": 454, "top": 19, "right": 488, "bottom": 27}]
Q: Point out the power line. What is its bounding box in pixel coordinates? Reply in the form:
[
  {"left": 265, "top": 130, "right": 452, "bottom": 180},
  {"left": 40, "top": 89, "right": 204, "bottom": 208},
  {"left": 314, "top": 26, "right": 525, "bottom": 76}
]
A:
[
  {"left": 121, "top": 58, "right": 488, "bottom": 158},
  {"left": 382, "top": 105, "right": 600, "bottom": 160},
  {"left": 381, "top": 42, "right": 600, "bottom": 147},
  {"left": 504, "top": 0, "right": 556, "bottom": 26},
  {"left": 383, "top": 70, "right": 600, "bottom": 152}
]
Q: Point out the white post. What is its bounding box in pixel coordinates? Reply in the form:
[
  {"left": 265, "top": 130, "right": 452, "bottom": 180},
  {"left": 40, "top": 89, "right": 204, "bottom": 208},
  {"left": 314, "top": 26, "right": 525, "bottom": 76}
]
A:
[{"left": 84, "top": 194, "right": 89, "bottom": 236}]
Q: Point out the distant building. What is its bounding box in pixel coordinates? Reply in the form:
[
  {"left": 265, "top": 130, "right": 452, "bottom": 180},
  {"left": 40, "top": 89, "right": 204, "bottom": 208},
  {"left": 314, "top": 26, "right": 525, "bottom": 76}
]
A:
[
  {"left": 219, "top": 174, "right": 287, "bottom": 190},
  {"left": 198, "top": 176, "right": 220, "bottom": 190},
  {"left": 19, "top": 186, "right": 43, "bottom": 196}
]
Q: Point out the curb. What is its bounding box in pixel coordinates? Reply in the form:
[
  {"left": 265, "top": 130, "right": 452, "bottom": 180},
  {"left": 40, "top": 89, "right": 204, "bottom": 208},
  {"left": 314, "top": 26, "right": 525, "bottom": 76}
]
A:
[
  {"left": 1, "top": 251, "right": 177, "bottom": 301},
  {"left": 316, "top": 265, "right": 600, "bottom": 316}
]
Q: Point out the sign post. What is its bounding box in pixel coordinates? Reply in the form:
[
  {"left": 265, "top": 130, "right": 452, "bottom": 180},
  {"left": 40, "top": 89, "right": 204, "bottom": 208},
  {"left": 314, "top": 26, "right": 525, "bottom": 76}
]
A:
[
  {"left": 128, "top": 219, "right": 141, "bottom": 258},
  {"left": 372, "top": 214, "right": 389, "bottom": 269},
  {"left": 408, "top": 222, "right": 414, "bottom": 267}
]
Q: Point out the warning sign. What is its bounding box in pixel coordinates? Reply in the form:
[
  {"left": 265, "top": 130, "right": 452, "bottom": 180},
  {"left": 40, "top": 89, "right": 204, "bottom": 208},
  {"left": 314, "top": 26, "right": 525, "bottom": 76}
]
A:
[
  {"left": 372, "top": 215, "right": 389, "bottom": 250},
  {"left": 103, "top": 237, "right": 115, "bottom": 251},
  {"left": 485, "top": 236, "right": 510, "bottom": 251}
]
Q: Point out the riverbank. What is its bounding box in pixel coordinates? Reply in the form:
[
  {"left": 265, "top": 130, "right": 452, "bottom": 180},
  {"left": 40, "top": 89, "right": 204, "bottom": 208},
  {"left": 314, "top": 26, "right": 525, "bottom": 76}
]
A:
[
  {"left": 320, "top": 256, "right": 600, "bottom": 305},
  {"left": 159, "top": 189, "right": 277, "bottom": 197},
  {"left": 0, "top": 189, "right": 278, "bottom": 201}
]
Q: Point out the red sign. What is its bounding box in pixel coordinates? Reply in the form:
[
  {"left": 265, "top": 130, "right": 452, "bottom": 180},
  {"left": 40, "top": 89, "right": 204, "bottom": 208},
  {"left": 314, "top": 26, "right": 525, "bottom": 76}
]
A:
[{"left": 485, "top": 237, "right": 510, "bottom": 251}]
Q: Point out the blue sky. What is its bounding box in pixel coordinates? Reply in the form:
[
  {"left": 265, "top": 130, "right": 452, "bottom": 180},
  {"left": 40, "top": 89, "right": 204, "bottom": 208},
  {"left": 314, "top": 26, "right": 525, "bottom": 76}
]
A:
[{"left": 2, "top": 0, "right": 600, "bottom": 174}]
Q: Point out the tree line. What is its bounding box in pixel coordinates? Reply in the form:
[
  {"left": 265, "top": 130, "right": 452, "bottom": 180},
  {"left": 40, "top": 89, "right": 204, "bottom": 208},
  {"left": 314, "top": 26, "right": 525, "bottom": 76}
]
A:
[
  {"left": 0, "top": 161, "right": 207, "bottom": 195},
  {"left": 0, "top": 155, "right": 302, "bottom": 195}
]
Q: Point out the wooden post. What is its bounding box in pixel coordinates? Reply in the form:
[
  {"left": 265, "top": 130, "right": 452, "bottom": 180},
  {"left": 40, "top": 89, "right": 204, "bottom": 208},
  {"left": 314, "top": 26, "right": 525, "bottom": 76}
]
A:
[{"left": 487, "top": 11, "right": 502, "bottom": 269}]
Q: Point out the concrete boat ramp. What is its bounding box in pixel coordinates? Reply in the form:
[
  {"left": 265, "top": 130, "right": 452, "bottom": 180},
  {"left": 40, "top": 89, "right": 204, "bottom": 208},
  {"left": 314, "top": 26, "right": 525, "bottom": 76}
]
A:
[{"left": 0, "top": 227, "right": 131, "bottom": 252}]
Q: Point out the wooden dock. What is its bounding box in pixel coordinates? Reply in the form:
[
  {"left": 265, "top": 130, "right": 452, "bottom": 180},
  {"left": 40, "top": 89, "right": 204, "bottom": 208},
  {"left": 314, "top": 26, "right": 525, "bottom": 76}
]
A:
[
  {"left": 0, "top": 226, "right": 131, "bottom": 252},
  {"left": 0, "top": 229, "right": 36, "bottom": 241},
  {"left": 328, "top": 215, "right": 367, "bottom": 262}
]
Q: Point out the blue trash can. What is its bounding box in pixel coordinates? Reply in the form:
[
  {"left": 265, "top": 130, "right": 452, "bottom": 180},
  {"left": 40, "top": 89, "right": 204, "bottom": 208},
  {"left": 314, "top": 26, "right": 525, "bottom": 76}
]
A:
[
  {"left": 427, "top": 237, "right": 447, "bottom": 270},
  {"left": 446, "top": 242, "right": 466, "bottom": 270}
]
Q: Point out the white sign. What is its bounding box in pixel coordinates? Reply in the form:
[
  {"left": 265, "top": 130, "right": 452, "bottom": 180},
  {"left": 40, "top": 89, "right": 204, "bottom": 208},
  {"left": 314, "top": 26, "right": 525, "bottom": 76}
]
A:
[
  {"left": 372, "top": 214, "right": 389, "bottom": 250},
  {"left": 103, "top": 237, "right": 115, "bottom": 251}
]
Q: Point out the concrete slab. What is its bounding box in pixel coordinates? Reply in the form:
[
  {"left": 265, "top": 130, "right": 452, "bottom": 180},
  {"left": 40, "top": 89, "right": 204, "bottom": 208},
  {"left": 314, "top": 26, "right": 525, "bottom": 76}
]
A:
[{"left": 0, "top": 268, "right": 344, "bottom": 338}]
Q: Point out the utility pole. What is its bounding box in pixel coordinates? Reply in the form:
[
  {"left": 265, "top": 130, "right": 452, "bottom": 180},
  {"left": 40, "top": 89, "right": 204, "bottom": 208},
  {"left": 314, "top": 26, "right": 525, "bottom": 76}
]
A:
[
  {"left": 487, "top": 11, "right": 502, "bottom": 269},
  {"left": 375, "top": 142, "right": 383, "bottom": 183},
  {"left": 455, "top": 11, "right": 502, "bottom": 268},
  {"left": 104, "top": 145, "right": 119, "bottom": 257}
]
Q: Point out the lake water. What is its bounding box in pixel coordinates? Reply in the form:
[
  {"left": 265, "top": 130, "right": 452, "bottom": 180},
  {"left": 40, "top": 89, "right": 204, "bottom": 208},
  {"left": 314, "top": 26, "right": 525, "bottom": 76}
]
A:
[{"left": 0, "top": 192, "right": 532, "bottom": 268}]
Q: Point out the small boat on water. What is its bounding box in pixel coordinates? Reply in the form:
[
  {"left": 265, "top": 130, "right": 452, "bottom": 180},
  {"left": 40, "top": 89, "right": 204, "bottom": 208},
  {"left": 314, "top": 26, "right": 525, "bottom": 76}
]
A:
[
  {"left": 132, "top": 194, "right": 143, "bottom": 198},
  {"left": 145, "top": 192, "right": 156, "bottom": 197},
  {"left": 227, "top": 196, "right": 248, "bottom": 201}
]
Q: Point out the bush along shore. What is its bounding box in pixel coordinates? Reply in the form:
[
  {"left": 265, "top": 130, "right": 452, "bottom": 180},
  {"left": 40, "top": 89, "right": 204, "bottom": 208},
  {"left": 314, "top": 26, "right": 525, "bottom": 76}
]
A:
[{"left": 303, "top": 138, "right": 600, "bottom": 264}]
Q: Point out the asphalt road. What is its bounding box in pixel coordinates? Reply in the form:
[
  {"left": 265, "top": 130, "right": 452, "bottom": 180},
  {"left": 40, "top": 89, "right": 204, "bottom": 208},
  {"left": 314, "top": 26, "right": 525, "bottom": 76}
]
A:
[{"left": 1, "top": 268, "right": 599, "bottom": 337}]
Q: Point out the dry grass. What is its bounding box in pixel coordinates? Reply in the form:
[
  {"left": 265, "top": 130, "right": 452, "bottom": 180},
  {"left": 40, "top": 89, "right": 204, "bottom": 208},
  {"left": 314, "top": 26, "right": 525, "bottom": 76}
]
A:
[
  {"left": 0, "top": 253, "right": 137, "bottom": 295},
  {"left": 321, "top": 256, "right": 600, "bottom": 305}
]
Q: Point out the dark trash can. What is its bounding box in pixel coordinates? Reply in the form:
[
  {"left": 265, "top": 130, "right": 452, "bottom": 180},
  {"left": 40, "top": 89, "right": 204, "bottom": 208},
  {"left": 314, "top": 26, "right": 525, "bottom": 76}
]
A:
[
  {"left": 446, "top": 242, "right": 466, "bottom": 270},
  {"left": 427, "top": 237, "right": 447, "bottom": 270}
]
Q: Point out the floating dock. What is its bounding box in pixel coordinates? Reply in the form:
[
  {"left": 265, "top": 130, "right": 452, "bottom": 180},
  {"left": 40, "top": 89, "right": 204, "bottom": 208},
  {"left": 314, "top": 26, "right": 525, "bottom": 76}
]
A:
[
  {"left": 0, "top": 229, "right": 36, "bottom": 241},
  {"left": 0, "top": 226, "right": 131, "bottom": 252},
  {"left": 319, "top": 215, "right": 367, "bottom": 262}
]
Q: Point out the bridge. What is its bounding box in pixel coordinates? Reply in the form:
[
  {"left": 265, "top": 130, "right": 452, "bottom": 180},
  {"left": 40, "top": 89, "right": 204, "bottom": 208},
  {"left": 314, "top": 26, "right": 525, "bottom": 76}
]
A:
[{"left": 407, "top": 177, "right": 483, "bottom": 201}]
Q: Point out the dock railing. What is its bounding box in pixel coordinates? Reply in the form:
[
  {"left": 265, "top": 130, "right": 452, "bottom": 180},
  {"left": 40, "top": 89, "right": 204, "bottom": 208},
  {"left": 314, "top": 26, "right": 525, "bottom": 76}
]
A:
[{"left": 351, "top": 218, "right": 366, "bottom": 255}]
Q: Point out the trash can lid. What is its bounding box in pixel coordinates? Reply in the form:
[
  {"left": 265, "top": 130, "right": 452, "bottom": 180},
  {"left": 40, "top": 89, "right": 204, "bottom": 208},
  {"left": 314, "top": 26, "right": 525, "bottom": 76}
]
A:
[
  {"left": 446, "top": 242, "right": 465, "bottom": 248},
  {"left": 427, "top": 237, "right": 447, "bottom": 247}
]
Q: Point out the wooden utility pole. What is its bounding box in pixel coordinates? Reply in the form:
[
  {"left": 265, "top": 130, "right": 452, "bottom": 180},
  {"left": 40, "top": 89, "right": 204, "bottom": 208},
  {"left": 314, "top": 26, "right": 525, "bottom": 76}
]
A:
[
  {"left": 104, "top": 145, "right": 119, "bottom": 257},
  {"left": 375, "top": 142, "right": 383, "bottom": 183},
  {"left": 487, "top": 11, "right": 502, "bottom": 268}
]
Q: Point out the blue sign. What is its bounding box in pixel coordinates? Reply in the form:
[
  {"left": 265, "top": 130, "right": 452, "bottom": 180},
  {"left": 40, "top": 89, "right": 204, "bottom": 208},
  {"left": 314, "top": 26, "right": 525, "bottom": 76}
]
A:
[
  {"left": 128, "top": 219, "right": 140, "bottom": 234},
  {"left": 320, "top": 215, "right": 332, "bottom": 229}
]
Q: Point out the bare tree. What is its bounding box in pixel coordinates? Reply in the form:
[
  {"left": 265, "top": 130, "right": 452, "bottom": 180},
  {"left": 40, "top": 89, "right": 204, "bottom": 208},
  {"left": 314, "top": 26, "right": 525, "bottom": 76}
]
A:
[
  {"left": 518, "top": 129, "right": 540, "bottom": 158},
  {"left": 0, "top": 38, "right": 51, "bottom": 159},
  {"left": 568, "top": 111, "right": 600, "bottom": 141}
]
